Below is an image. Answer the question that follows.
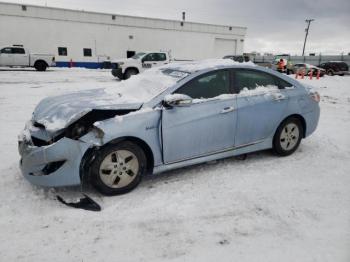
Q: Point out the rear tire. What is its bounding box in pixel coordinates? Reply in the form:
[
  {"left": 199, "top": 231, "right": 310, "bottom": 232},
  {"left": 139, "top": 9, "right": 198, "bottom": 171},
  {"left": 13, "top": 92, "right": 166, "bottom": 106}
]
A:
[
  {"left": 124, "top": 68, "right": 138, "bottom": 79},
  {"left": 34, "top": 61, "right": 47, "bottom": 71},
  {"left": 273, "top": 117, "right": 303, "bottom": 156},
  {"left": 90, "top": 141, "right": 147, "bottom": 195}
]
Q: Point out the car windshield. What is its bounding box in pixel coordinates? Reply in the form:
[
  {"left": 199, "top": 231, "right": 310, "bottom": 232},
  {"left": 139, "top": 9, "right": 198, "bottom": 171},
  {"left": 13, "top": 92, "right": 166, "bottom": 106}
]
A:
[
  {"left": 104, "top": 68, "right": 189, "bottom": 103},
  {"left": 131, "top": 52, "right": 146, "bottom": 59}
]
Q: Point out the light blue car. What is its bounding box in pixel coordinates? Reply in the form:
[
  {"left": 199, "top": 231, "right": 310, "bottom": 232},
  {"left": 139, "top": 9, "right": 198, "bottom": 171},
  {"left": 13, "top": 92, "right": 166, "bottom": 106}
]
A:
[{"left": 18, "top": 60, "right": 320, "bottom": 195}]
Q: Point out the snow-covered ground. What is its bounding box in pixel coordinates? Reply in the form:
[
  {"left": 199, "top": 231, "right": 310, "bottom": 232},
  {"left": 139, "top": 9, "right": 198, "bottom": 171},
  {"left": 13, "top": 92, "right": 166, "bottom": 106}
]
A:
[{"left": 0, "top": 67, "right": 349, "bottom": 261}]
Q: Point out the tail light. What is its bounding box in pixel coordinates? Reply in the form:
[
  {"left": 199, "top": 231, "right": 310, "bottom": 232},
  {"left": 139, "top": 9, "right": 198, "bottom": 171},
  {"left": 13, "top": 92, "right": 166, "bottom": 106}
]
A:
[{"left": 310, "top": 91, "right": 320, "bottom": 103}]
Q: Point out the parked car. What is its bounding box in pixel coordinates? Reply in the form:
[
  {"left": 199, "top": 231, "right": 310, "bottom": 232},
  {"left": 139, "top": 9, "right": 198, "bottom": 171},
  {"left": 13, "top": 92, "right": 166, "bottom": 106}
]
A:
[
  {"left": 292, "top": 63, "right": 325, "bottom": 77},
  {"left": 18, "top": 60, "right": 320, "bottom": 195},
  {"left": 0, "top": 45, "right": 55, "bottom": 71},
  {"left": 317, "top": 61, "right": 349, "bottom": 76},
  {"left": 111, "top": 51, "right": 170, "bottom": 79},
  {"left": 223, "top": 55, "right": 250, "bottom": 63}
]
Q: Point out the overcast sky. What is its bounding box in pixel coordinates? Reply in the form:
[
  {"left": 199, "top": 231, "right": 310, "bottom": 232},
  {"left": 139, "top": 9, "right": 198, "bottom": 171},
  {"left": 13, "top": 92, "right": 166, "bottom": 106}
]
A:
[{"left": 3, "top": 0, "right": 350, "bottom": 55}]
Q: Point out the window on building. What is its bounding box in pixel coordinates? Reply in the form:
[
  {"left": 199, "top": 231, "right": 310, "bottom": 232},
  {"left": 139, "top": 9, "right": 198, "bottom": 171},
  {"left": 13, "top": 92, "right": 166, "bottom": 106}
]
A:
[
  {"left": 175, "top": 70, "right": 230, "bottom": 99},
  {"left": 127, "top": 51, "right": 136, "bottom": 58},
  {"left": 83, "top": 48, "right": 92, "bottom": 57},
  {"left": 58, "top": 47, "right": 67, "bottom": 56}
]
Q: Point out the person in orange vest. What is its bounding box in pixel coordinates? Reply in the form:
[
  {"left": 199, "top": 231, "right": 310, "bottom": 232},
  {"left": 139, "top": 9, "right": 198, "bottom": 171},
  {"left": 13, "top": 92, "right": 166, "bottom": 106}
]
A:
[{"left": 277, "top": 58, "right": 285, "bottom": 73}]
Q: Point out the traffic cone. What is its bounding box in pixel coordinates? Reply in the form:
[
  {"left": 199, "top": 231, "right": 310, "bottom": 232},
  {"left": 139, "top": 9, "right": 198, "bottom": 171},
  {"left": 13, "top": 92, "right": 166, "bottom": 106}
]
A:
[
  {"left": 309, "top": 69, "right": 313, "bottom": 80},
  {"left": 316, "top": 70, "right": 320, "bottom": 80}
]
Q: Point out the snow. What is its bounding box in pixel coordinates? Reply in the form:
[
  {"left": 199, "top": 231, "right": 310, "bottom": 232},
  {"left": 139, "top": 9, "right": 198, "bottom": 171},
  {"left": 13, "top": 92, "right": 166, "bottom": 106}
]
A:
[
  {"left": 165, "top": 59, "right": 255, "bottom": 72},
  {"left": 0, "top": 68, "right": 349, "bottom": 261},
  {"left": 104, "top": 67, "right": 179, "bottom": 102}
]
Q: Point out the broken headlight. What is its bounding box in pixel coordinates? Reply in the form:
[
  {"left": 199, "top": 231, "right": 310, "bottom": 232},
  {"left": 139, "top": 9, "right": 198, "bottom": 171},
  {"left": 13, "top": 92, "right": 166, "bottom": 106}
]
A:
[{"left": 65, "top": 123, "right": 90, "bottom": 140}]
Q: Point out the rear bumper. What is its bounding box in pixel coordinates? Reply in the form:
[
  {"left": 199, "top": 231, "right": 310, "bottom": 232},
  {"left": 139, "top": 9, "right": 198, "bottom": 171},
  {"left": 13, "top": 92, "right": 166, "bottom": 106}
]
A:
[
  {"left": 303, "top": 106, "right": 320, "bottom": 137},
  {"left": 111, "top": 68, "right": 123, "bottom": 79},
  {"left": 18, "top": 128, "right": 90, "bottom": 187}
]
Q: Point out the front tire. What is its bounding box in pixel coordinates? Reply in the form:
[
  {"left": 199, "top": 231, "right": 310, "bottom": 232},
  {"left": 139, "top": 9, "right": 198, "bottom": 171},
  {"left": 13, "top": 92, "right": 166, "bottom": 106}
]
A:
[
  {"left": 273, "top": 117, "right": 303, "bottom": 156},
  {"left": 90, "top": 141, "right": 147, "bottom": 195},
  {"left": 327, "top": 69, "right": 334, "bottom": 76},
  {"left": 124, "top": 68, "right": 138, "bottom": 79}
]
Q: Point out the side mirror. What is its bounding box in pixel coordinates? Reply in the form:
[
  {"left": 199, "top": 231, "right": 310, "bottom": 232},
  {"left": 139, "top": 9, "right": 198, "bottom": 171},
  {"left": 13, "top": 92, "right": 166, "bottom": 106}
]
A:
[{"left": 163, "top": 94, "right": 192, "bottom": 108}]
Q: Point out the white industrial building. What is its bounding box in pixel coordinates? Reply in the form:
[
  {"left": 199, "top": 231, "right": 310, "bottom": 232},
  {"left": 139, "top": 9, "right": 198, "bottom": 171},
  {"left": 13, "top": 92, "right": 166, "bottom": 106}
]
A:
[{"left": 0, "top": 2, "right": 246, "bottom": 68}]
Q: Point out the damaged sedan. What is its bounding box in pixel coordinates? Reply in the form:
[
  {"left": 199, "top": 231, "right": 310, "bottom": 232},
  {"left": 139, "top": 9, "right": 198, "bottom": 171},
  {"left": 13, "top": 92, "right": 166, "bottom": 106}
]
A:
[{"left": 18, "top": 60, "right": 320, "bottom": 195}]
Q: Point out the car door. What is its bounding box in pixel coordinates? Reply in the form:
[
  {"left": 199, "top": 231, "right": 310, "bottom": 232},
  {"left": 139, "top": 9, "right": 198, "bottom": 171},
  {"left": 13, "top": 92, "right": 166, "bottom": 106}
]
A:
[
  {"left": 162, "top": 69, "right": 237, "bottom": 164},
  {"left": 11, "top": 47, "right": 28, "bottom": 66},
  {"left": 233, "top": 69, "right": 290, "bottom": 146},
  {"left": 0, "top": 47, "right": 14, "bottom": 66}
]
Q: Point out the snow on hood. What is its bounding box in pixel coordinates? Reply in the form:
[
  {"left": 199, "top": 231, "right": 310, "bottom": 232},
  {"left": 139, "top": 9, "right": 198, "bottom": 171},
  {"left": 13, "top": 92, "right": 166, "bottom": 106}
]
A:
[{"left": 33, "top": 88, "right": 143, "bottom": 132}]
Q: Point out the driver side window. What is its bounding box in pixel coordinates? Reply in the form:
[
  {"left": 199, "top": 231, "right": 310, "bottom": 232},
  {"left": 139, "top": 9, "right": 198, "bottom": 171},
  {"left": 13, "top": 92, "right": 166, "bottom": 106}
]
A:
[
  {"left": 175, "top": 70, "right": 230, "bottom": 99},
  {"left": 1, "top": 48, "right": 12, "bottom": 54},
  {"left": 143, "top": 53, "right": 156, "bottom": 62}
]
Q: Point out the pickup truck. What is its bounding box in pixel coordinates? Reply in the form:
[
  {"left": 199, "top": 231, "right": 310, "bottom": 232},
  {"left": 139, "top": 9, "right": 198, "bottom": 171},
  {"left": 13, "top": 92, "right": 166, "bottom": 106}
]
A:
[
  {"left": 111, "top": 51, "right": 170, "bottom": 79},
  {"left": 0, "top": 45, "right": 55, "bottom": 71}
]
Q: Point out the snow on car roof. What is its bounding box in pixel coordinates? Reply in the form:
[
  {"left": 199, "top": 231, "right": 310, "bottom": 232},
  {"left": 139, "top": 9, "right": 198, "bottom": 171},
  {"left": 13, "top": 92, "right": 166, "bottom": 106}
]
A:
[{"left": 163, "top": 59, "right": 255, "bottom": 73}]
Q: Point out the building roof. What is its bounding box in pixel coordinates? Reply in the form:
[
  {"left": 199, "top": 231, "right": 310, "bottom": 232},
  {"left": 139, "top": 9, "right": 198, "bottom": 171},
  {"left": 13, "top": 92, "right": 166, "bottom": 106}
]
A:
[{"left": 0, "top": 2, "right": 247, "bottom": 37}]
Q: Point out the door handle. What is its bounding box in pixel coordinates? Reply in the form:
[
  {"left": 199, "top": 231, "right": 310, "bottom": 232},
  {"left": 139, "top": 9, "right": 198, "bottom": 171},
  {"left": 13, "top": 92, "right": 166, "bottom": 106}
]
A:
[
  {"left": 220, "top": 106, "right": 235, "bottom": 114},
  {"left": 272, "top": 94, "right": 287, "bottom": 101}
]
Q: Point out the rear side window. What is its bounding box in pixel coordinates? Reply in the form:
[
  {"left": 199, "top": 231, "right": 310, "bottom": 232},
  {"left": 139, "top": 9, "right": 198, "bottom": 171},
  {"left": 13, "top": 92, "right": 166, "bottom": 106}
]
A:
[
  {"left": 234, "top": 69, "right": 278, "bottom": 92},
  {"left": 156, "top": 53, "right": 166, "bottom": 61},
  {"left": 12, "top": 48, "right": 25, "bottom": 54},
  {"left": 58, "top": 47, "right": 67, "bottom": 56},
  {"left": 175, "top": 70, "right": 230, "bottom": 99},
  {"left": 274, "top": 76, "right": 293, "bottom": 89}
]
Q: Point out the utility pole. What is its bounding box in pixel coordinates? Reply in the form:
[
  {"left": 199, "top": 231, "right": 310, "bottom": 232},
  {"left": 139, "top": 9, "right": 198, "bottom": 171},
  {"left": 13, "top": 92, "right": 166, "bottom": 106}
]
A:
[{"left": 302, "top": 19, "right": 314, "bottom": 56}]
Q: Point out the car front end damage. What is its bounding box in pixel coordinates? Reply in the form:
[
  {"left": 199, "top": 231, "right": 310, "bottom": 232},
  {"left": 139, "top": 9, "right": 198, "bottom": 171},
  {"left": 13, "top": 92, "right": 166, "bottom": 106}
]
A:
[
  {"left": 18, "top": 108, "right": 136, "bottom": 187},
  {"left": 18, "top": 120, "right": 100, "bottom": 187}
]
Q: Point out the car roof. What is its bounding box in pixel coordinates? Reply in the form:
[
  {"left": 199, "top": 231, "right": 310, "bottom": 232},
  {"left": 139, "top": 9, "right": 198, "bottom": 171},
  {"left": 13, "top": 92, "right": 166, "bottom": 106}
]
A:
[{"left": 162, "top": 59, "right": 256, "bottom": 74}]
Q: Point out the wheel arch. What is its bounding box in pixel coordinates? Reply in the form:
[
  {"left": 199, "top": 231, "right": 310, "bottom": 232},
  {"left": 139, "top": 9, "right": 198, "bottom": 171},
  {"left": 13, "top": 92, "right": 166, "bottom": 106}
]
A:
[
  {"left": 276, "top": 114, "right": 307, "bottom": 138},
  {"left": 34, "top": 59, "right": 49, "bottom": 67},
  {"left": 124, "top": 67, "right": 139, "bottom": 74},
  {"left": 80, "top": 136, "right": 155, "bottom": 183}
]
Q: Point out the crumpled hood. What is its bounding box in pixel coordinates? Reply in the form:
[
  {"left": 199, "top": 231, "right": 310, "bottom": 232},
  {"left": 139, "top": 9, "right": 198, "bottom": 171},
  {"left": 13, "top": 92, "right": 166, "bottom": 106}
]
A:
[{"left": 33, "top": 88, "right": 142, "bottom": 132}]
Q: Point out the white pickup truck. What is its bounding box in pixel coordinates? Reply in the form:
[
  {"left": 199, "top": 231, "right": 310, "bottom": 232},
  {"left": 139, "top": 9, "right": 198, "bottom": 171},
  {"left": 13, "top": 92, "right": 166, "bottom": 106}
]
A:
[
  {"left": 111, "top": 51, "right": 170, "bottom": 79},
  {"left": 0, "top": 45, "right": 55, "bottom": 71}
]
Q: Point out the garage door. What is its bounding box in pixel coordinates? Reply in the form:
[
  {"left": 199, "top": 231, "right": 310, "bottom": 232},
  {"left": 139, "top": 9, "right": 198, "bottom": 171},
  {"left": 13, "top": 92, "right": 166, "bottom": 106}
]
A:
[{"left": 213, "top": 38, "right": 237, "bottom": 58}]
